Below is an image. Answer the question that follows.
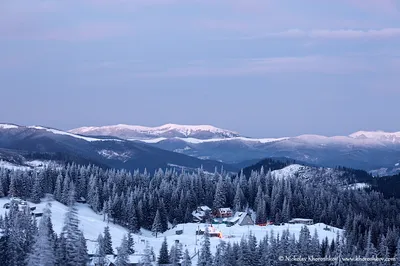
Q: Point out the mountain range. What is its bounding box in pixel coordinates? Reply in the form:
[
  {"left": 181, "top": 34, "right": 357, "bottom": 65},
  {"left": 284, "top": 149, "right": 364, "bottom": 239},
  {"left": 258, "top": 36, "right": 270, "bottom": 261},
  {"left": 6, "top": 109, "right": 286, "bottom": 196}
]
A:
[
  {"left": 70, "top": 123, "right": 400, "bottom": 175},
  {"left": 0, "top": 123, "right": 236, "bottom": 173}
]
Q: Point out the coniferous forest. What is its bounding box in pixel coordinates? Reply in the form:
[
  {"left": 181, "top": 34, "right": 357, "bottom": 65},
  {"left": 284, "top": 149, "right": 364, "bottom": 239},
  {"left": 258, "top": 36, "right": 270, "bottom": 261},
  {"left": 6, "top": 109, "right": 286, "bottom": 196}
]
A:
[{"left": 0, "top": 164, "right": 400, "bottom": 265}]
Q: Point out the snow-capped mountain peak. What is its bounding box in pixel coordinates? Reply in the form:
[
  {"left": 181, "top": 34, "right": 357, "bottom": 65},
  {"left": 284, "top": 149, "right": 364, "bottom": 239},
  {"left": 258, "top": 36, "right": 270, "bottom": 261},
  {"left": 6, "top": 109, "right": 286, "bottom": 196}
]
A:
[
  {"left": 69, "top": 123, "right": 241, "bottom": 139},
  {"left": 350, "top": 130, "right": 400, "bottom": 142},
  {"left": 0, "top": 123, "right": 19, "bottom": 129}
]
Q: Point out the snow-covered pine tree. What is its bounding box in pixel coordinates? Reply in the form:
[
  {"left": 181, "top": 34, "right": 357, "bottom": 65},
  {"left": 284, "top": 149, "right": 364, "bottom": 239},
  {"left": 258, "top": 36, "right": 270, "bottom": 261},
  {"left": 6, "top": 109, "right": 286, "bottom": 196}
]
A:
[
  {"left": 233, "top": 184, "right": 244, "bottom": 212},
  {"left": 216, "top": 241, "right": 231, "bottom": 266},
  {"left": 102, "top": 226, "right": 114, "bottom": 255},
  {"left": 170, "top": 242, "right": 183, "bottom": 266},
  {"left": 27, "top": 203, "right": 55, "bottom": 266},
  {"left": 181, "top": 249, "right": 192, "bottom": 266},
  {"left": 364, "top": 229, "right": 378, "bottom": 266},
  {"left": 115, "top": 234, "right": 129, "bottom": 266},
  {"left": 238, "top": 236, "right": 251, "bottom": 266},
  {"left": 158, "top": 237, "right": 170, "bottom": 264},
  {"left": 0, "top": 177, "right": 4, "bottom": 198},
  {"left": 60, "top": 174, "right": 71, "bottom": 205},
  {"left": 159, "top": 199, "right": 169, "bottom": 232},
  {"left": 54, "top": 173, "right": 63, "bottom": 202},
  {"left": 152, "top": 209, "right": 163, "bottom": 238},
  {"left": 60, "top": 185, "right": 88, "bottom": 266},
  {"left": 127, "top": 232, "right": 135, "bottom": 255},
  {"left": 213, "top": 176, "right": 227, "bottom": 210},
  {"left": 198, "top": 227, "right": 213, "bottom": 266},
  {"left": 95, "top": 234, "right": 107, "bottom": 266},
  {"left": 31, "top": 172, "right": 42, "bottom": 204},
  {"left": 140, "top": 243, "right": 153, "bottom": 266},
  {"left": 298, "top": 225, "right": 312, "bottom": 258},
  {"left": 6, "top": 199, "right": 36, "bottom": 266},
  {"left": 77, "top": 230, "right": 89, "bottom": 265}
]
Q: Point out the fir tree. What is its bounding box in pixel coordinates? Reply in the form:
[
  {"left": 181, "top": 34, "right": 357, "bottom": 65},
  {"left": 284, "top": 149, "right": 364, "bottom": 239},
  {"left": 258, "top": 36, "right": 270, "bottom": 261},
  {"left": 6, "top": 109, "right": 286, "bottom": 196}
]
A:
[
  {"left": 60, "top": 185, "right": 88, "bottom": 266},
  {"left": 198, "top": 227, "right": 212, "bottom": 266},
  {"left": 170, "top": 242, "right": 183, "bottom": 266},
  {"left": 115, "top": 235, "right": 129, "bottom": 266},
  {"left": 31, "top": 173, "right": 42, "bottom": 204},
  {"left": 152, "top": 210, "right": 163, "bottom": 238},
  {"left": 102, "top": 226, "right": 114, "bottom": 255},
  {"left": 95, "top": 234, "right": 106, "bottom": 266},
  {"left": 158, "top": 237, "right": 170, "bottom": 264},
  {"left": 27, "top": 203, "right": 55, "bottom": 266},
  {"left": 127, "top": 232, "right": 135, "bottom": 255},
  {"left": 365, "top": 229, "right": 378, "bottom": 266},
  {"left": 182, "top": 249, "right": 192, "bottom": 266},
  {"left": 213, "top": 176, "right": 227, "bottom": 210},
  {"left": 140, "top": 243, "right": 153, "bottom": 266}
]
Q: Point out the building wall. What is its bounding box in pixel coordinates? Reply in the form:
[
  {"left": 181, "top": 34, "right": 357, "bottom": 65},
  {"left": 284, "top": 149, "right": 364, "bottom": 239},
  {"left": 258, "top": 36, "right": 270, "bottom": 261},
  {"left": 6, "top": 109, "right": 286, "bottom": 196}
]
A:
[{"left": 239, "top": 215, "right": 254, "bottom": 226}]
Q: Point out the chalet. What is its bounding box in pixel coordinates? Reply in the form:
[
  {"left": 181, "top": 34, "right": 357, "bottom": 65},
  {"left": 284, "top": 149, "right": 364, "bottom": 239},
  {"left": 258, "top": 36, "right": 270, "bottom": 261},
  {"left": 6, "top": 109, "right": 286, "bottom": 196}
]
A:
[
  {"left": 226, "top": 212, "right": 254, "bottom": 226},
  {"left": 288, "top": 218, "right": 313, "bottom": 225},
  {"left": 215, "top": 208, "right": 233, "bottom": 218},
  {"left": 197, "top": 206, "right": 211, "bottom": 212},
  {"left": 192, "top": 205, "right": 212, "bottom": 223}
]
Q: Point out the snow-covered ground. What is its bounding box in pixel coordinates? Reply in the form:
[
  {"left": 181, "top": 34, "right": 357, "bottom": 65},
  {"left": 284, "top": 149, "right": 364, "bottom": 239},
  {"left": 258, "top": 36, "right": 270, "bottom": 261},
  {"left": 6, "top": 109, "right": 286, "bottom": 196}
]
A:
[
  {"left": 28, "top": 126, "right": 122, "bottom": 142},
  {"left": 0, "top": 160, "right": 61, "bottom": 171},
  {"left": 345, "top": 183, "right": 371, "bottom": 190},
  {"left": 0, "top": 198, "right": 129, "bottom": 255},
  {"left": 0, "top": 197, "right": 342, "bottom": 264},
  {"left": 0, "top": 124, "right": 19, "bottom": 129},
  {"left": 0, "top": 160, "right": 31, "bottom": 171},
  {"left": 271, "top": 164, "right": 306, "bottom": 179},
  {"left": 133, "top": 136, "right": 288, "bottom": 144}
]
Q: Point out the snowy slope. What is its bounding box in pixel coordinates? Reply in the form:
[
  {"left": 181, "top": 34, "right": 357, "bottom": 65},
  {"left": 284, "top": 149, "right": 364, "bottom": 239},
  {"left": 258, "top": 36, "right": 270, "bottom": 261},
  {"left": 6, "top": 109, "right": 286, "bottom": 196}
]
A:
[
  {"left": 70, "top": 124, "right": 241, "bottom": 139},
  {"left": 0, "top": 124, "right": 19, "bottom": 129},
  {"left": 28, "top": 126, "right": 120, "bottom": 142},
  {"left": 0, "top": 197, "right": 342, "bottom": 264},
  {"left": 0, "top": 160, "right": 62, "bottom": 171},
  {"left": 138, "top": 136, "right": 287, "bottom": 144},
  {"left": 0, "top": 198, "right": 129, "bottom": 255},
  {"left": 350, "top": 130, "right": 400, "bottom": 143},
  {"left": 269, "top": 164, "right": 373, "bottom": 189},
  {"left": 0, "top": 160, "right": 31, "bottom": 171}
]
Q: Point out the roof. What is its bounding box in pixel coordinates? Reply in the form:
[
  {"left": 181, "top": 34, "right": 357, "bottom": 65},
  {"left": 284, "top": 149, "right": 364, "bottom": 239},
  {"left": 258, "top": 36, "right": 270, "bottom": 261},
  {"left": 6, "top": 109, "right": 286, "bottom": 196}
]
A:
[
  {"left": 226, "top": 212, "right": 251, "bottom": 224},
  {"left": 199, "top": 206, "right": 211, "bottom": 211},
  {"left": 218, "top": 208, "right": 232, "bottom": 212},
  {"left": 289, "top": 218, "right": 313, "bottom": 222},
  {"left": 192, "top": 210, "right": 205, "bottom": 220}
]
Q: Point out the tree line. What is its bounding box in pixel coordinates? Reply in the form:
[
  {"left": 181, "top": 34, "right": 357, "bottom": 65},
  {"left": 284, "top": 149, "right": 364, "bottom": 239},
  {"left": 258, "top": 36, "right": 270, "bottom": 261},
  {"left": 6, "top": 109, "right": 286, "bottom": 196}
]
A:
[{"left": 0, "top": 163, "right": 400, "bottom": 264}]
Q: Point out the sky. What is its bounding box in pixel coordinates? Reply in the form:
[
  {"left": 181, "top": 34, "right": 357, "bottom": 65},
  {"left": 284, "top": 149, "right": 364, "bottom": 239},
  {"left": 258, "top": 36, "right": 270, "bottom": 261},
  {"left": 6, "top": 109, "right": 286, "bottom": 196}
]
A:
[{"left": 0, "top": 0, "right": 399, "bottom": 138}]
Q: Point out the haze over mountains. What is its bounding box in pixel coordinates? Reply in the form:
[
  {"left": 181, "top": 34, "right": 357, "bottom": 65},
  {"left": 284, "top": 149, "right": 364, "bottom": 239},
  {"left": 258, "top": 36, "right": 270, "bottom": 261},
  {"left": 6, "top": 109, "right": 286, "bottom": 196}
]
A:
[{"left": 70, "top": 123, "right": 400, "bottom": 175}]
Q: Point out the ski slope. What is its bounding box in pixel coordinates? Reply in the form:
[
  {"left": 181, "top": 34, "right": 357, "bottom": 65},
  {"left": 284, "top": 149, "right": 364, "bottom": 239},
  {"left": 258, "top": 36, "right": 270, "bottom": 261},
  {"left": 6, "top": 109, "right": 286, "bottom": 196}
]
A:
[{"left": 0, "top": 198, "right": 342, "bottom": 263}]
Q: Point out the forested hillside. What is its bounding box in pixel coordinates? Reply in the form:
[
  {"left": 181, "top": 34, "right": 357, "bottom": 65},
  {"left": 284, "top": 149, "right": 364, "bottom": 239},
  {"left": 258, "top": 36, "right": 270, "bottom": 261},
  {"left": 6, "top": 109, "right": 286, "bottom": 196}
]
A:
[{"left": 0, "top": 163, "right": 399, "bottom": 265}]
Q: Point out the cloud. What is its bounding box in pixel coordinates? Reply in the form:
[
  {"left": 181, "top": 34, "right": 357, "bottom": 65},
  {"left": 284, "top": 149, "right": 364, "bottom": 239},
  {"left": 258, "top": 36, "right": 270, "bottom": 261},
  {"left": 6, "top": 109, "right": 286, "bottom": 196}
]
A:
[
  {"left": 131, "top": 56, "right": 377, "bottom": 78},
  {"left": 247, "top": 28, "right": 400, "bottom": 40}
]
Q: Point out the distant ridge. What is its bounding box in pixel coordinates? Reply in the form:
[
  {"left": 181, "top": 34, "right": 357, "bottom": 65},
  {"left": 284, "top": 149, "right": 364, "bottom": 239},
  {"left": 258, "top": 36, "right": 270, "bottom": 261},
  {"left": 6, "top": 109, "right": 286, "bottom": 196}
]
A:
[{"left": 69, "top": 123, "right": 241, "bottom": 139}]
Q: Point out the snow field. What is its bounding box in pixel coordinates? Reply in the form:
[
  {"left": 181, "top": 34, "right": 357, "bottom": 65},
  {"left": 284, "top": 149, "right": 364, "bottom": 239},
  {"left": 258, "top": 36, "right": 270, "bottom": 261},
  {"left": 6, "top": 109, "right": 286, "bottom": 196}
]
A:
[{"left": 0, "top": 198, "right": 342, "bottom": 263}]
